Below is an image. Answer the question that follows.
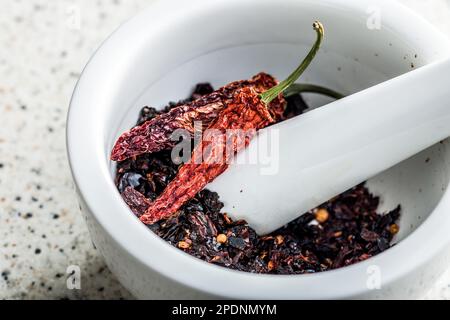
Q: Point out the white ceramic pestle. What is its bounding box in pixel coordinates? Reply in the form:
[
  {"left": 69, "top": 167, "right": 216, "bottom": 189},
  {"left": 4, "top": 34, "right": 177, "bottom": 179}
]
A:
[{"left": 207, "top": 58, "right": 450, "bottom": 235}]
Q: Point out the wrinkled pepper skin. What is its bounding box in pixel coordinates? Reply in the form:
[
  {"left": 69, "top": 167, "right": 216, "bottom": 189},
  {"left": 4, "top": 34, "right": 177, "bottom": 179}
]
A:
[
  {"left": 139, "top": 87, "right": 283, "bottom": 225},
  {"left": 111, "top": 73, "right": 285, "bottom": 161}
]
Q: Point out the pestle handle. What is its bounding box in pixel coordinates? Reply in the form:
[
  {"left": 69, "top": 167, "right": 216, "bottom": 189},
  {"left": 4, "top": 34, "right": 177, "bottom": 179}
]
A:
[{"left": 207, "top": 58, "right": 450, "bottom": 235}]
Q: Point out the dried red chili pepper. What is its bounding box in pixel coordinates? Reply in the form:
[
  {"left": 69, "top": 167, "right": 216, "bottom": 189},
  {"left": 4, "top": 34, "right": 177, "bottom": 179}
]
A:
[
  {"left": 140, "top": 87, "right": 277, "bottom": 224},
  {"left": 137, "top": 21, "right": 325, "bottom": 224},
  {"left": 110, "top": 73, "right": 285, "bottom": 161}
]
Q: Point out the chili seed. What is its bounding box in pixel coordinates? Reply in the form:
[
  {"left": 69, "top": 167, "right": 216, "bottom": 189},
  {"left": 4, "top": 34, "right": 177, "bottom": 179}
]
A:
[
  {"left": 216, "top": 234, "right": 228, "bottom": 244},
  {"left": 315, "top": 208, "right": 329, "bottom": 223},
  {"left": 275, "top": 235, "right": 284, "bottom": 245},
  {"left": 389, "top": 224, "right": 399, "bottom": 235},
  {"left": 178, "top": 241, "right": 191, "bottom": 249}
]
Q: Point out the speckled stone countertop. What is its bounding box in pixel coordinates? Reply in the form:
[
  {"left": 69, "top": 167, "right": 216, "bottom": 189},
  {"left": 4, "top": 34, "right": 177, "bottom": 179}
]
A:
[{"left": 0, "top": 0, "right": 450, "bottom": 300}]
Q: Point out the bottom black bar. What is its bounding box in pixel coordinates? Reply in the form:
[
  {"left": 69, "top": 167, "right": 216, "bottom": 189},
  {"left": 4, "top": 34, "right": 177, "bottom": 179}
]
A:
[{"left": 0, "top": 300, "right": 441, "bottom": 319}]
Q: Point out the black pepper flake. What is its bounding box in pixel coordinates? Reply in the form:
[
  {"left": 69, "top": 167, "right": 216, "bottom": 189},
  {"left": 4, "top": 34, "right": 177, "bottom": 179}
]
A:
[
  {"left": 377, "top": 237, "right": 389, "bottom": 251},
  {"left": 34, "top": 248, "right": 41, "bottom": 255},
  {"left": 228, "top": 237, "right": 247, "bottom": 250},
  {"left": 1, "top": 270, "right": 10, "bottom": 281}
]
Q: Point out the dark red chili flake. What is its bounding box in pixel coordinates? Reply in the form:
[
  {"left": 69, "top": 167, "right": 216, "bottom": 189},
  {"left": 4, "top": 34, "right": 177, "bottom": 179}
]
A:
[
  {"left": 121, "top": 186, "right": 151, "bottom": 217},
  {"left": 111, "top": 73, "right": 285, "bottom": 162},
  {"left": 188, "top": 211, "right": 218, "bottom": 239}
]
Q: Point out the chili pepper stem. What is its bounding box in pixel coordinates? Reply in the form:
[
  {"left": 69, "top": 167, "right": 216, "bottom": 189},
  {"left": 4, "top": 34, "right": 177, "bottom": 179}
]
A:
[
  {"left": 260, "top": 21, "right": 325, "bottom": 106},
  {"left": 283, "top": 83, "right": 344, "bottom": 100}
]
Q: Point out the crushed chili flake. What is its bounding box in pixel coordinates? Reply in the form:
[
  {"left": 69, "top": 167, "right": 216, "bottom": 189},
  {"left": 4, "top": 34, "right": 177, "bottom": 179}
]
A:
[{"left": 115, "top": 82, "right": 402, "bottom": 274}]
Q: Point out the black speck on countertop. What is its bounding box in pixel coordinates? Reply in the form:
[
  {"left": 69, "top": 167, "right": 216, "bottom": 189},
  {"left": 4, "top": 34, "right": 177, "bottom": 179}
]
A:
[{"left": 1, "top": 270, "right": 10, "bottom": 281}]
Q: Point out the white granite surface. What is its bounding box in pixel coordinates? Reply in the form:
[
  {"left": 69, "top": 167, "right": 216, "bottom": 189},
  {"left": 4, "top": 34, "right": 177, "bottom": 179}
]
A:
[{"left": 0, "top": 0, "right": 449, "bottom": 299}]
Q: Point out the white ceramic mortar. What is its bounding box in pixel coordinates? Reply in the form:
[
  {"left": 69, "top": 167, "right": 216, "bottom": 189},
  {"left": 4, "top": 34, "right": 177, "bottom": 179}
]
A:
[{"left": 67, "top": 0, "right": 450, "bottom": 299}]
